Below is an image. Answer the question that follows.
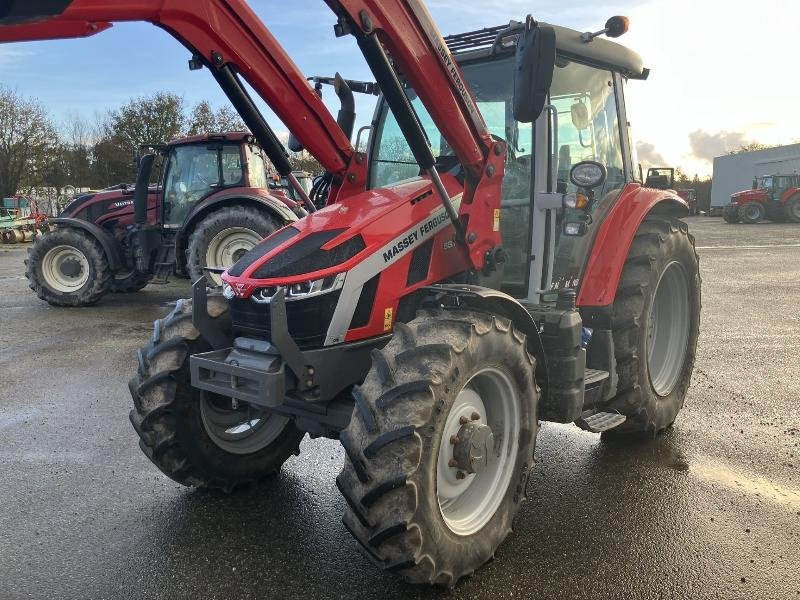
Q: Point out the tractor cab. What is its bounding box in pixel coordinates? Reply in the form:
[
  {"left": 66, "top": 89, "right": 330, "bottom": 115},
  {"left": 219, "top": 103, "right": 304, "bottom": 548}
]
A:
[
  {"left": 368, "top": 19, "right": 649, "bottom": 303},
  {"left": 754, "top": 174, "right": 799, "bottom": 200},
  {"left": 156, "top": 133, "right": 270, "bottom": 227}
]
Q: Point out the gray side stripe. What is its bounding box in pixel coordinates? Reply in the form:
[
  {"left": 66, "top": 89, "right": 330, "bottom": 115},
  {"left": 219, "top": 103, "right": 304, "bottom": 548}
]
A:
[{"left": 324, "top": 194, "right": 462, "bottom": 345}]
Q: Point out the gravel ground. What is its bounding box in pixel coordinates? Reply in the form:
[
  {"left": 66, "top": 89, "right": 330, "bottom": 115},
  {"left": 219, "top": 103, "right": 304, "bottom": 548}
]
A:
[{"left": 0, "top": 216, "right": 798, "bottom": 599}]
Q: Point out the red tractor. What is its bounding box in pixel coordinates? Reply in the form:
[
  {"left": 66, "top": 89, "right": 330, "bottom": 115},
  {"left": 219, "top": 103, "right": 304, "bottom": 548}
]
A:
[
  {"left": 723, "top": 174, "right": 800, "bottom": 224},
  {"left": 25, "top": 132, "right": 311, "bottom": 306},
  {"left": 1, "top": 2, "right": 700, "bottom": 586}
]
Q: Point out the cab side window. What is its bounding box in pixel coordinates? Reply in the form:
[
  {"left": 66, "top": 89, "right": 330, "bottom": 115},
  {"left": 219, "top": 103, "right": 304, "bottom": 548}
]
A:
[{"left": 551, "top": 61, "right": 626, "bottom": 197}]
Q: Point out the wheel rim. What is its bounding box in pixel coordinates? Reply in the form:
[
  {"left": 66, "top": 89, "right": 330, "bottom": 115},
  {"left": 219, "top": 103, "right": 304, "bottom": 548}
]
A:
[
  {"left": 437, "top": 367, "right": 519, "bottom": 536},
  {"left": 41, "top": 245, "right": 90, "bottom": 292},
  {"left": 791, "top": 201, "right": 800, "bottom": 219},
  {"left": 746, "top": 205, "right": 761, "bottom": 221},
  {"left": 647, "top": 261, "right": 690, "bottom": 396},
  {"left": 199, "top": 392, "right": 289, "bottom": 455},
  {"left": 204, "top": 227, "right": 262, "bottom": 284}
]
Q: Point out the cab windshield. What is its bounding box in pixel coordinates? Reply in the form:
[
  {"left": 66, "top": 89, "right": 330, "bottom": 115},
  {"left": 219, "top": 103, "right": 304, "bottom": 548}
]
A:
[
  {"left": 371, "top": 56, "right": 533, "bottom": 297},
  {"left": 759, "top": 176, "right": 773, "bottom": 190},
  {"left": 163, "top": 143, "right": 244, "bottom": 225}
]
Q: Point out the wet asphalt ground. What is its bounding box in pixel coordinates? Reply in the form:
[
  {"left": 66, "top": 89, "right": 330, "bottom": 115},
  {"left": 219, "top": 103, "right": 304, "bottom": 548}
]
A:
[{"left": 0, "top": 216, "right": 798, "bottom": 600}]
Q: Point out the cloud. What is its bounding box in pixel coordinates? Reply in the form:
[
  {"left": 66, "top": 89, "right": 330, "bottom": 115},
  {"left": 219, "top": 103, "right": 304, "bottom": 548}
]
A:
[
  {"left": 636, "top": 141, "right": 666, "bottom": 167},
  {"left": 688, "top": 130, "right": 753, "bottom": 162},
  {"left": 0, "top": 47, "right": 33, "bottom": 65}
]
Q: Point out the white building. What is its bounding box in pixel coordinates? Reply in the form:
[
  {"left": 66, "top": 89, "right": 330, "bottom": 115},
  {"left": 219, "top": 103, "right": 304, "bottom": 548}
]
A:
[{"left": 711, "top": 143, "right": 800, "bottom": 208}]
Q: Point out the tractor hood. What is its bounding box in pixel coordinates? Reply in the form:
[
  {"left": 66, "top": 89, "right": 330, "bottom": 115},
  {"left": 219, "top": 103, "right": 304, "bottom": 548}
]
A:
[
  {"left": 731, "top": 189, "right": 767, "bottom": 203},
  {"left": 221, "top": 174, "right": 467, "bottom": 298}
]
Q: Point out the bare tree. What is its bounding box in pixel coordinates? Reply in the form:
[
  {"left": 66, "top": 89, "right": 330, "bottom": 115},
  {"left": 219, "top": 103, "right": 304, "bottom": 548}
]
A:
[
  {"left": 0, "top": 87, "right": 58, "bottom": 198},
  {"left": 186, "top": 100, "right": 246, "bottom": 135}
]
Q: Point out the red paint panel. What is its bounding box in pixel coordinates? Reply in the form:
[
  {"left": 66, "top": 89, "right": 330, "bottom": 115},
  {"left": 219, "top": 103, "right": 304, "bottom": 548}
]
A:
[{"left": 577, "top": 183, "right": 687, "bottom": 307}]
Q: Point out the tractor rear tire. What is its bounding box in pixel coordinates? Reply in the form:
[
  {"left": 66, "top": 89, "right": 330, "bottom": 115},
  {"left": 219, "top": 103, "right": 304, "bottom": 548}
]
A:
[
  {"left": 186, "top": 206, "right": 283, "bottom": 285},
  {"left": 110, "top": 270, "right": 152, "bottom": 293},
  {"left": 783, "top": 194, "right": 800, "bottom": 223},
  {"left": 722, "top": 205, "right": 739, "bottom": 223},
  {"left": 128, "top": 296, "right": 304, "bottom": 490},
  {"left": 25, "top": 228, "right": 112, "bottom": 306},
  {"left": 337, "top": 310, "right": 538, "bottom": 586},
  {"left": 738, "top": 202, "right": 765, "bottom": 224},
  {"left": 604, "top": 217, "right": 700, "bottom": 437}
]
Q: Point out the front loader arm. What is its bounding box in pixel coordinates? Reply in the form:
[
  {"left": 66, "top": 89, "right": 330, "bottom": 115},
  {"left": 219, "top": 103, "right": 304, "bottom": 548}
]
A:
[
  {"left": 0, "top": 0, "right": 355, "bottom": 177},
  {"left": 326, "top": 0, "right": 506, "bottom": 269},
  {"left": 2, "top": 0, "right": 504, "bottom": 270}
]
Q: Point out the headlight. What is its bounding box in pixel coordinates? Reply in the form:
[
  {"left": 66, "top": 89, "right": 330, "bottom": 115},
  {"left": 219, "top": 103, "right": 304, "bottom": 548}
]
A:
[
  {"left": 222, "top": 281, "right": 235, "bottom": 300},
  {"left": 251, "top": 273, "right": 345, "bottom": 304}
]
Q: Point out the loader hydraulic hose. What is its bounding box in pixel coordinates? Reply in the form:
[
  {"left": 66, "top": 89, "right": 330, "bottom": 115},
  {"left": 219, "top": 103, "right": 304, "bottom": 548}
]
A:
[
  {"left": 210, "top": 62, "right": 294, "bottom": 177},
  {"left": 356, "top": 33, "right": 465, "bottom": 243}
]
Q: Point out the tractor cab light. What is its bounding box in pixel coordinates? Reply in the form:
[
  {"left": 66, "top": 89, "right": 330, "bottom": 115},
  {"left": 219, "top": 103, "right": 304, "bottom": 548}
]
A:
[
  {"left": 564, "top": 221, "right": 588, "bottom": 236},
  {"left": 575, "top": 193, "right": 589, "bottom": 209}
]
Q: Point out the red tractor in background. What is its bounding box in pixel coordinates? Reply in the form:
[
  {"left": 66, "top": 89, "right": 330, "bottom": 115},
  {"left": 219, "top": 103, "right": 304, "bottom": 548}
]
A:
[
  {"left": 25, "top": 132, "right": 310, "bottom": 306},
  {"left": 723, "top": 174, "right": 800, "bottom": 224},
  {"left": 0, "top": 1, "right": 700, "bottom": 586}
]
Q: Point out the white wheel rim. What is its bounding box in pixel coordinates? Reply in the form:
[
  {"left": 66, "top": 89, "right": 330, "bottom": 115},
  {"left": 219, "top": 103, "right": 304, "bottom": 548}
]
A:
[
  {"left": 437, "top": 367, "right": 519, "bottom": 536},
  {"left": 199, "top": 393, "right": 289, "bottom": 455},
  {"left": 205, "top": 227, "right": 262, "bottom": 284},
  {"left": 746, "top": 205, "right": 761, "bottom": 220},
  {"left": 647, "top": 261, "right": 690, "bottom": 396},
  {"left": 41, "top": 245, "right": 90, "bottom": 292}
]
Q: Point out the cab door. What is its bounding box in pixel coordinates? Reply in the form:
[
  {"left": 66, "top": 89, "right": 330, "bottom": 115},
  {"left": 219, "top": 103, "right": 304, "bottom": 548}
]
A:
[{"left": 524, "top": 59, "right": 631, "bottom": 304}]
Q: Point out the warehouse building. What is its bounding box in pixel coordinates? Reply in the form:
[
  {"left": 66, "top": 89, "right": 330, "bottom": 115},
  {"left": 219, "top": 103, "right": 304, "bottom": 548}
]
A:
[{"left": 711, "top": 143, "right": 800, "bottom": 209}]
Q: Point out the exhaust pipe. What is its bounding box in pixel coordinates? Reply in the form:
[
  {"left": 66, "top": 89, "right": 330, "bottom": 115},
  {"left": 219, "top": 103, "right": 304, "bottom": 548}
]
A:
[{"left": 134, "top": 153, "right": 156, "bottom": 226}]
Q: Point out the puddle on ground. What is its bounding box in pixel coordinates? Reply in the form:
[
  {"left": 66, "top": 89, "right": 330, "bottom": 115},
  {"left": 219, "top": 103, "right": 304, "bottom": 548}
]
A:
[{"left": 690, "top": 457, "right": 800, "bottom": 510}]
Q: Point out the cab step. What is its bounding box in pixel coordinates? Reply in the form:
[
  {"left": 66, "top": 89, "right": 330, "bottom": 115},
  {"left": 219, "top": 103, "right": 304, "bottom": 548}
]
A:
[
  {"left": 575, "top": 410, "right": 626, "bottom": 433},
  {"left": 583, "top": 368, "right": 610, "bottom": 408},
  {"left": 584, "top": 368, "right": 609, "bottom": 387}
]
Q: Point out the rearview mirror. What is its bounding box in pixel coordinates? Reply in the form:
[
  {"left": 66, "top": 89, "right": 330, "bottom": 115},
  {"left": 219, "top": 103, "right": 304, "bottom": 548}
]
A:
[
  {"left": 570, "top": 161, "right": 607, "bottom": 189},
  {"left": 570, "top": 101, "right": 589, "bottom": 130},
  {"left": 513, "top": 16, "right": 556, "bottom": 123}
]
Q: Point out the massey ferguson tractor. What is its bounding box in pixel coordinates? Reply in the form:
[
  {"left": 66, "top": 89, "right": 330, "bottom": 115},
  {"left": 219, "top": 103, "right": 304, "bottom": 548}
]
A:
[
  {"left": 723, "top": 173, "right": 800, "bottom": 224},
  {"left": 25, "top": 132, "right": 310, "bottom": 306},
  {"left": 0, "top": 1, "right": 700, "bottom": 587}
]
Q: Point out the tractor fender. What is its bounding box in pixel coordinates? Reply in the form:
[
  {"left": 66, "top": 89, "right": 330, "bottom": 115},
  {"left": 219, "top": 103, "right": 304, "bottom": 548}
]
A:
[
  {"left": 779, "top": 188, "right": 800, "bottom": 204},
  {"left": 577, "top": 183, "right": 688, "bottom": 307},
  {"left": 47, "top": 217, "right": 123, "bottom": 271},
  {"left": 422, "top": 284, "right": 549, "bottom": 401},
  {"left": 174, "top": 192, "right": 300, "bottom": 272}
]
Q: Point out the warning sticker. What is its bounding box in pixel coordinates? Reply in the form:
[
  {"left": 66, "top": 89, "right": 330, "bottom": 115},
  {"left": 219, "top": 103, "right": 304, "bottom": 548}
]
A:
[
  {"left": 493, "top": 208, "right": 501, "bottom": 231},
  {"left": 383, "top": 307, "right": 394, "bottom": 332}
]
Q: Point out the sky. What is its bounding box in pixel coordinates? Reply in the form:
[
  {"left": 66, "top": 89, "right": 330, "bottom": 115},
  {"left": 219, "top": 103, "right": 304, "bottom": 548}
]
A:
[{"left": 1, "top": 0, "right": 798, "bottom": 177}]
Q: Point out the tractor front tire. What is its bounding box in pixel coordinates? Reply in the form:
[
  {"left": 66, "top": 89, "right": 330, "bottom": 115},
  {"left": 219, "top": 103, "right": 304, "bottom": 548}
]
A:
[
  {"left": 25, "top": 228, "right": 112, "bottom": 306},
  {"left": 722, "top": 205, "right": 739, "bottom": 223},
  {"left": 783, "top": 194, "right": 800, "bottom": 223},
  {"left": 110, "top": 270, "right": 152, "bottom": 293},
  {"left": 337, "top": 310, "right": 538, "bottom": 586},
  {"left": 604, "top": 216, "right": 700, "bottom": 437},
  {"left": 128, "top": 296, "right": 304, "bottom": 490},
  {"left": 738, "top": 202, "right": 765, "bottom": 224},
  {"left": 186, "top": 206, "right": 283, "bottom": 284}
]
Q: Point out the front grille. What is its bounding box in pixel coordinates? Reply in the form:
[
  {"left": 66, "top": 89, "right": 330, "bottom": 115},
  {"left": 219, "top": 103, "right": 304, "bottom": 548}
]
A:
[{"left": 229, "top": 291, "right": 341, "bottom": 349}]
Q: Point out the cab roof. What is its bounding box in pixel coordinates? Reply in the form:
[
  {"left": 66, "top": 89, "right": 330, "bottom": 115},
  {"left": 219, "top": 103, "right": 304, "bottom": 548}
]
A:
[
  {"left": 444, "top": 20, "right": 649, "bottom": 80},
  {"left": 168, "top": 131, "right": 253, "bottom": 146}
]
